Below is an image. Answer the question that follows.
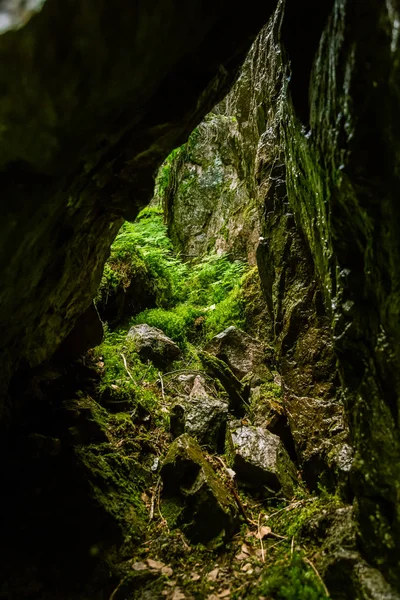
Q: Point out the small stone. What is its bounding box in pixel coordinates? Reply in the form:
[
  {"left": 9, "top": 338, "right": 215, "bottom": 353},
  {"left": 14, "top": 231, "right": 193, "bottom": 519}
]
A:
[
  {"left": 226, "top": 423, "right": 297, "bottom": 498},
  {"left": 170, "top": 376, "right": 228, "bottom": 452},
  {"left": 147, "top": 558, "right": 165, "bottom": 570},
  {"left": 160, "top": 434, "right": 240, "bottom": 543},
  {"left": 126, "top": 323, "right": 181, "bottom": 368}
]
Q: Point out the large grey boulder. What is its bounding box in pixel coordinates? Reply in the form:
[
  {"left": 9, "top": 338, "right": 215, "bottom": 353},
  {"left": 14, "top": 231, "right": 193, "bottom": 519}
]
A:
[
  {"left": 126, "top": 324, "right": 181, "bottom": 368},
  {"left": 170, "top": 375, "right": 228, "bottom": 452},
  {"left": 160, "top": 434, "right": 239, "bottom": 543},
  {"left": 226, "top": 422, "right": 297, "bottom": 498},
  {"left": 204, "top": 326, "right": 271, "bottom": 381}
]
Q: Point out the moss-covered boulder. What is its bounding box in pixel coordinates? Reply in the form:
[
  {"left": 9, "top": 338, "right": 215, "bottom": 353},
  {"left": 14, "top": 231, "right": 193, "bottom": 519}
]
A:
[
  {"left": 126, "top": 324, "right": 181, "bottom": 368},
  {"left": 160, "top": 434, "right": 240, "bottom": 543},
  {"left": 226, "top": 422, "right": 297, "bottom": 498}
]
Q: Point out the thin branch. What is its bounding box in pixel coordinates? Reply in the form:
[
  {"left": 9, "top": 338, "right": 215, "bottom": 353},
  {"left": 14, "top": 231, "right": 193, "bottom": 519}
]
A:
[
  {"left": 158, "top": 371, "right": 165, "bottom": 402},
  {"left": 109, "top": 578, "right": 125, "bottom": 600},
  {"left": 120, "top": 353, "right": 134, "bottom": 382},
  {"left": 258, "top": 512, "right": 265, "bottom": 563},
  {"left": 214, "top": 456, "right": 250, "bottom": 523},
  {"left": 303, "top": 557, "right": 330, "bottom": 597},
  {"left": 265, "top": 497, "right": 317, "bottom": 521}
]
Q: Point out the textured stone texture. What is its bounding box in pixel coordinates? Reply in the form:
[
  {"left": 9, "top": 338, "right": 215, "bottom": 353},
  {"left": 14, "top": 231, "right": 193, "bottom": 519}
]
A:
[
  {"left": 226, "top": 422, "right": 297, "bottom": 498},
  {"left": 253, "top": 0, "right": 400, "bottom": 590},
  {"left": 161, "top": 434, "right": 239, "bottom": 542},
  {"left": 170, "top": 376, "right": 229, "bottom": 452},
  {"left": 163, "top": 113, "right": 261, "bottom": 263},
  {"left": 0, "top": 0, "right": 275, "bottom": 420},
  {"left": 204, "top": 326, "right": 271, "bottom": 381},
  {"left": 126, "top": 324, "right": 181, "bottom": 368}
]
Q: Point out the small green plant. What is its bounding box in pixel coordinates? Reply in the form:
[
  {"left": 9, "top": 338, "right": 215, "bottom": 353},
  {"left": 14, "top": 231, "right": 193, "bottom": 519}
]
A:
[
  {"left": 251, "top": 552, "right": 329, "bottom": 600},
  {"left": 93, "top": 328, "right": 161, "bottom": 416}
]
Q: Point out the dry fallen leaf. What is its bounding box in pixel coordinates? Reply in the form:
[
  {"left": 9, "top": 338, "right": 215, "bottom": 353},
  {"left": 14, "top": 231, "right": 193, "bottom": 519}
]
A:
[
  {"left": 256, "top": 526, "right": 272, "bottom": 539},
  {"left": 171, "top": 588, "right": 186, "bottom": 600},
  {"left": 207, "top": 567, "right": 220, "bottom": 581},
  {"left": 241, "top": 563, "right": 253, "bottom": 573},
  {"left": 235, "top": 552, "right": 249, "bottom": 561},
  {"left": 161, "top": 566, "right": 174, "bottom": 577},
  {"left": 147, "top": 558, "right": 165, "bottom": 570},
  {"left": 131, "top": 561, "right": 148, "bottom": 571},
  {"left": 191, "top": 573, "right": 201, "bottom": 581},
  {"left": 218, "top": 589, "right": 231, "bottom": 598},
  {"left": 241, "top": 543, "right": 251, "bottom": 555}
]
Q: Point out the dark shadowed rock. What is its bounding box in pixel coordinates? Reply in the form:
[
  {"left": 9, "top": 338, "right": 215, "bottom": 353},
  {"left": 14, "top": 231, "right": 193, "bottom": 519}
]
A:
[
  {"left": 302, "top": 506, "right": 400, "bottom": 600},
  {"left": 55, "top": 303, "right": 103, "bottom": 361},
  {"left": 199, "top": 350, "right": 249, "bottom": 417},
  {"left": 204, "top": 326, "right": 271, "bottom": 380},
  {"left": 249, "top": 382, "right": 296, "bottom": 460},
  {"left": 126, "top": 324, "right": 181, "bottom": 368},
  {"left": 170, "top": 375, "right": 228, "bottom": 452},
  {"left": 226, "top": 422, "right": 296, "bottom": 498},
  {"left": 160, "top": 434, "right": 239, "bottom": 543}
]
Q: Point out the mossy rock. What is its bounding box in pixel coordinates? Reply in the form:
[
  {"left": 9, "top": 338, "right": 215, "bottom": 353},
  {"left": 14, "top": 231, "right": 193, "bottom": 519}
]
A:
[{"left": 160, "top": 434, "right": 240, "bottom": 543}]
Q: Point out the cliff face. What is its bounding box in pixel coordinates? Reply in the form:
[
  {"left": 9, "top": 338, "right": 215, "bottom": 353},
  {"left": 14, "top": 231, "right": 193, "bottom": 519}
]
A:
[
  {"left": 165, "top": 0, "right": 400, "bottom": 591},
  {"left": 0, "top": 0, "right": 275, "bottom": 421},
  {"left": 280, "top": 1, "right": 400, "bottom": 587}
]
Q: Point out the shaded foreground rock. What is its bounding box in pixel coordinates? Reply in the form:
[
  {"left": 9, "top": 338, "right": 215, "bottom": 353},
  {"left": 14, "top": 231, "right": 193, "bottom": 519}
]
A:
[
  {"left": 226, "top": 422, "right": 296, "bottom": 498},
  {"left": 161, "top": 434, "right": 239, "bottom": 543},
  {"left": 127, "top": 324, "right": 181, "bottom": 368},
  {"left": 303, "top": 506, "right": 400, "bottom": 600},
  {"left": 204, "top": 326, "right": 272, "bottom": 380},
  {"left": 170, "top": 376, "right": 228, "bottom": 452}
]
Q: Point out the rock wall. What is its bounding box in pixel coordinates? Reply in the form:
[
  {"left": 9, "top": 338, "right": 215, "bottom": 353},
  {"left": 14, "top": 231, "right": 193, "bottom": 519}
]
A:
[
  {"left": 0, "top": 0, "right": 275, "bottom": 423},
  {"left": 166, "top": 0, "right": 400, "bottom": 592},
  {"left": 163, "top": 113, "right": 261, "bottom": 263}
]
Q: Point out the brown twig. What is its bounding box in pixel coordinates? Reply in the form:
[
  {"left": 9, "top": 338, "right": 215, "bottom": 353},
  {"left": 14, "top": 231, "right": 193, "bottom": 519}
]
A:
[
  {"left": 258, "top": 512, "right": 265, "bottom": 563},
  {"left": 291, "top": 536, "right": 295, "bottom": 557},
  {"left": 265, "top": 497, "right": 317, "bottom": 521},
  {"left": 303, "top": 557, "right": 330, "bottom": 597},
  {"left": 214, "top": 456, "right": 250, "bottom": 523},
  {"left": 109, "top": 578, "right": 125, "bottom": 600},
  {"left": 149, "top": 479, "right": 160, "bottom": 522}
]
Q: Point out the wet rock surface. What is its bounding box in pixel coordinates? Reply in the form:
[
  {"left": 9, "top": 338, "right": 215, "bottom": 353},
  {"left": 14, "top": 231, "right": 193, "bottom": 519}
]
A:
[
  {"left": 160, "top": 434, "right": 240, "bottom": 543},
  {"left": 127, "top": 324, "right": 181, "bottom": 368},
  {"left": 226, "top": 422, "right": 297, "bottom": 498},
  {"left": 170, "top": 376, "right": 228, "bottom": 452},
  {"left": 303, "top": 506, "right": 400, "bottom": 600},
  {"left": 204, "top": 326, "right": 271, "bottom": 381}
]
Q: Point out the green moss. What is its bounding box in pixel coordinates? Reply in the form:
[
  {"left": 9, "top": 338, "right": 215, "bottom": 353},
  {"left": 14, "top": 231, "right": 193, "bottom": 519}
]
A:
[
  {"left": 160, "top": 496, "right": 184, "bottom": 528},
  {"left": 247, "top": 552, "right": 329, "bottom": 600}
]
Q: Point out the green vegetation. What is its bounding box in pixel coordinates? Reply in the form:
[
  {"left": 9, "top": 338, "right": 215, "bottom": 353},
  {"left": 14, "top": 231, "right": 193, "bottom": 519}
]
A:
[
  {"left": 250, "top": 552, "right": 329, "bottom": 600},
  {"left": 97, "top": 203, "right": 249, "bottom": 350},
  {"left": 92, "top": 329, "right": 162, "bottom": 419}
]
